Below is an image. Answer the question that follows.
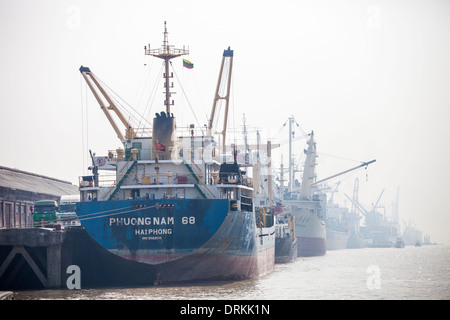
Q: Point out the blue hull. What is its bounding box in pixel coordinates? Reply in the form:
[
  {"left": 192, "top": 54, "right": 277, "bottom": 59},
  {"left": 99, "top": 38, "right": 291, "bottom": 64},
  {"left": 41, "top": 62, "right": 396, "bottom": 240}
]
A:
[{"left": 77, "top": 199, "right": 275, "bottom": 282}]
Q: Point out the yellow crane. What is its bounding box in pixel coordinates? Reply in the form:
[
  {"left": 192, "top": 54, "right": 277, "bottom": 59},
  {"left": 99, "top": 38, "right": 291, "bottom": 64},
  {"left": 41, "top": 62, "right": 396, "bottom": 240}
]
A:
[
  {"left": 79, "top": 66, "right": 136, "bottom": 142},
  {"left": 207, "top": 47, "right": 234, "bottom": 154}
]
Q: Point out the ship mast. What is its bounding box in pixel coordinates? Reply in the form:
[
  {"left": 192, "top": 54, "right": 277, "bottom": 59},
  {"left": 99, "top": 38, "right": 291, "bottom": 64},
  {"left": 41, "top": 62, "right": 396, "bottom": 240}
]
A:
[
  {"left": 288, "top": 116, "right": 294, "bottom": 192},
  {"left": 299, "top": 131, "right": 317, "bottom": 200},
  {"left": 145, "top": 21, "right": 189, "bottom": 114}
]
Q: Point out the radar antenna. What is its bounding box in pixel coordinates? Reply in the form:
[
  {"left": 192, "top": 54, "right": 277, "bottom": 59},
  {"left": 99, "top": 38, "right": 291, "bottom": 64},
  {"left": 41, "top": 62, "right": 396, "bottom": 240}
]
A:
[{"left": 144, "top": 21, "right": 189, "bottom": 114}]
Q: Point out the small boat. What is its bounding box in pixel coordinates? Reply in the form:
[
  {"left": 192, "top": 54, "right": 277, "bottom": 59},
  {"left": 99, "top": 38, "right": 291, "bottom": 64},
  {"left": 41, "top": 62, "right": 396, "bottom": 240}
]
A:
[
  {"left": 395, "top": 237, "right": 405, "bottom": 248},
  {"left": 274, "top": 209, "right": 297, "bottom": 263}
]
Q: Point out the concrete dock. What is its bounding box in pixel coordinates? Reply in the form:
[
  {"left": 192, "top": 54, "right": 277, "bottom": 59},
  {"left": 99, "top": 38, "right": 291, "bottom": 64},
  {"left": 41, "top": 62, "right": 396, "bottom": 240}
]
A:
[{"left": 0, "top": 227, "right": 158, "bottom": 290}]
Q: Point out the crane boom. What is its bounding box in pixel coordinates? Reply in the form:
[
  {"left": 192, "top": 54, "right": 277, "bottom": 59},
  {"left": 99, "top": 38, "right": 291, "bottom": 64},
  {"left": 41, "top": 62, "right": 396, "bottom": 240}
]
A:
[
  {"left": 208, "top": 47, "right": 234, "bottom": 153},
  {"left": 311, "top": 159, "right": 376, "bottom": 186},
  {"left": 79, "top": 66, "right": 136, "bottom": 142},
  {"left": 371, "top": 188, "right": 385, "bottom": 211},
  {"left": 344, "top": 192, "right": 369, "bottom": 216}
]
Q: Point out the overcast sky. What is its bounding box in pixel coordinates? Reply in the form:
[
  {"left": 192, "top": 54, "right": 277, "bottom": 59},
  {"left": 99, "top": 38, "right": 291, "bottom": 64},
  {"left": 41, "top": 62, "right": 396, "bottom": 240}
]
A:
[{"left": 0, "top": 0, "right": 449, "bottom": 244}]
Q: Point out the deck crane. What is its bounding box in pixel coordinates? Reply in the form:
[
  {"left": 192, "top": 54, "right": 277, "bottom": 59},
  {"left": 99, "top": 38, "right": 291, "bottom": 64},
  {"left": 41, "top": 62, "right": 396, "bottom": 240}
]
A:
[
  {"left": 351, "top": 177, "right": 360, "bottom": 215},
  {"left": 297, "top": 130, "right": 376, "bottom": 200},
  {"left": 310, "top": 159, "right": 376, "bottom": 188},
  {"left": 328, "top": 181, "right": 342, "bottom": 204},
  {"left": 344, "top": 188, "right": 385, "bottom": 218},
  {"left": 372, "top": 189, "right": 385, "bottom": 212},
  {"left": 345, "top": 194, "right": 369, "bottom": 217},
  {"left": 79, "top": 66, "right": 136, "bottom": 142},
  {"left": 207, "top": 47, "right": 234, "bottom": 154}
]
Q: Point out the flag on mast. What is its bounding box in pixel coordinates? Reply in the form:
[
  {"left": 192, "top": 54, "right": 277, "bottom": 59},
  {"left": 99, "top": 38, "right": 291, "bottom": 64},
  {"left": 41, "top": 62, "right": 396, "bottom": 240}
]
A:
[{"left": 183, "top": 59, "right": 194, "bottom": 69}]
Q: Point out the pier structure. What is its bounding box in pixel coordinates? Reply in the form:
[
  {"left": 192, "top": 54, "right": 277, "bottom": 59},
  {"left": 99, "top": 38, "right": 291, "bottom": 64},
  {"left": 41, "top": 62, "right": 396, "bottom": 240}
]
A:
[
  {"left": 0, "top": 226, "right": 159, "bottom": 290},
  {"left": 0, "top": 228, "right": 63, "bottom": 289},
  {"left": 0, "top": 166, "right": 159, "bottom": 290}
]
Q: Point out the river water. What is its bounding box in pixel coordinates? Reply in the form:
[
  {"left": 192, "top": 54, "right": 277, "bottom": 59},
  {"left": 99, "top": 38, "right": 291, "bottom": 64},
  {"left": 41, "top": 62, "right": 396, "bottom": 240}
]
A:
[{"left": 14, "top": 245, "right": 450, "bottom": 300}]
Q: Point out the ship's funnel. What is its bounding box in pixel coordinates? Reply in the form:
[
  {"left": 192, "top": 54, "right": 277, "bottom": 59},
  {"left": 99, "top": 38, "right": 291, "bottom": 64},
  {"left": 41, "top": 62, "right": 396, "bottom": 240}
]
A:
[{"left": 152, "top": 111, "right": 176, "bottom": 160}]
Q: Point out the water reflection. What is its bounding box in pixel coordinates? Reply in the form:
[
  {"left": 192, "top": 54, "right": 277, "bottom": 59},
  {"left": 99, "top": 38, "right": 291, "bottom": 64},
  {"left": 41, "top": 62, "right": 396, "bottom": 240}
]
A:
[{"left": 15, "top": 245, "right": 450, "bottom": 300}]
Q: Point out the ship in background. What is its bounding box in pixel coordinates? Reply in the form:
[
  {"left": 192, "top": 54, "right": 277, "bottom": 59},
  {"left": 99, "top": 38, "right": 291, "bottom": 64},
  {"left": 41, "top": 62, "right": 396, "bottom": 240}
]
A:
[
  {"left": 345, "top": 181, "right": 399, "bottom": 248},
  {"left": 325, "top": 178, "right": 402, "bottom": 250},
  {"left": 278, "top": 117, "right": 375, "bottom": 256},
  {"left": 76, "top": 22, "right": 275, "bottom": 284},
  {"left": 274, "top": 203, "right": 297, "bottom": 263},
  {"left": 247, "top": 127, "right": 297, "bottom": 264},
  {"left": 402, "top": 220, "right": 423, "bottom": 246},
  {"left": 345, "top": 178, "right": 371, "bottom": 248},
  {"left": 283, "top": 128, "right": 327, "bottom": 257},
  {"left": 325, "top": 184, "right": 350, "bottom": 250},
  {"left": 423, "top": 234, "right": 437, "bottom": 245}
]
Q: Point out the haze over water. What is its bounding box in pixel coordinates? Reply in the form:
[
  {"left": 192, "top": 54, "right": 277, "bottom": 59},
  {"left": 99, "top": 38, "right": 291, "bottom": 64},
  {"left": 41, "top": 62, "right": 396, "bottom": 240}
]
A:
[{"left": 15, "top": 245, "right": 450, "bottom": 300}]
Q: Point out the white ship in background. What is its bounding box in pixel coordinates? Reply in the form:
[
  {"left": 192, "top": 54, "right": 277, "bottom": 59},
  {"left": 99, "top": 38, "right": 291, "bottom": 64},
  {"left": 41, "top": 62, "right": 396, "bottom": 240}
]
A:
[
  {"left": 278, "top": 116, "right": 375, "bottom": 256},
  {"left": 325, "top": 185, "right": 350, "bottom": 250},
  {"left": 284, "top": 130, "right": 327, "bottom": 257},
  {"left": 345, "top": 183, "right": 400, "bottom": 248}
]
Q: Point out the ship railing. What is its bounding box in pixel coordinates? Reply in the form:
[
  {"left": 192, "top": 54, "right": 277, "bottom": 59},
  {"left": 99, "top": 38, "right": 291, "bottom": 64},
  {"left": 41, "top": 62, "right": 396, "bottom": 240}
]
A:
[
  {"left": 79, "top": 173, "right": 117, "bottom": 188},
  {"left": 175, "top": 126, "right": 208, "bottom": 137},
  {"left": 145, "top": 46, "right": 189, "bottom": 57},
  {"left": 79, "top": 169, "right": 256, "bottom": 189},
  {"left": 133, "top": 127, "right": 152, "bottom": 137},
  {"left": 216, "top": 173, "right": 253, "bottom": 188},
  {"left": 103, "top": 146, "right": 221, "bottom": 163},
  {"left": 95, "top": 128, "right": 256, "bottom": 165},
  {"left": 79, "top": 170, "right": 220, "bottom": 189},
  {"left": 106, "top": 148, "right": 150, "bottom": 162}
]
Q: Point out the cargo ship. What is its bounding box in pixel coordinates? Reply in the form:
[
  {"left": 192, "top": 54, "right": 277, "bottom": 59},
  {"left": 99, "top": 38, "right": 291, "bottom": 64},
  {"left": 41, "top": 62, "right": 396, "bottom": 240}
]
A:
[
  {"left": 284, "top": 131, "right": 327, "bottom": 257},
  {"left": 326, "top": 228, "right": 350, "bottom": 251},
  {"left": 289, "top": 196, "right": 327, "bottom": 257},
  {"left": 344, "top": 182, "right": 395, "bottom": 248},
  {"left": 76, "top": 23, "right": 275, "bottom": 284},
  {"left": 326, "top": 199, "right": 350, "bottom": 250},
  {"left": 282, "top": 128, "right": 375, "bottom": 256}
]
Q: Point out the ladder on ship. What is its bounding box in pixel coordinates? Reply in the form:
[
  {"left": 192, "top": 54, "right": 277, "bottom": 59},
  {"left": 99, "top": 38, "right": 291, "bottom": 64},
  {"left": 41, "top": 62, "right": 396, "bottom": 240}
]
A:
[
  {"left": 102, "top": 160, "right": 138, "bottom": 201},
  {"left": 183, "top": 161, "right": 215, "bottom": 199}
]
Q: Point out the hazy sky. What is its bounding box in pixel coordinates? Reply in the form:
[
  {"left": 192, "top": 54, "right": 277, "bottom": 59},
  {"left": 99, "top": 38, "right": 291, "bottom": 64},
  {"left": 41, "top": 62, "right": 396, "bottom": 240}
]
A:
[{"left": 0, "top": 0, "right": 449, "bottom": 244}]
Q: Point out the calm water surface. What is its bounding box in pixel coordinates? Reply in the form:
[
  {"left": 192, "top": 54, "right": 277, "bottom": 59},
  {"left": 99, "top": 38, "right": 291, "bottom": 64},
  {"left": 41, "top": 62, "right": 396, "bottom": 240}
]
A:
[{"left": 15, "top": 245, "right": 450, "bottom": 300}]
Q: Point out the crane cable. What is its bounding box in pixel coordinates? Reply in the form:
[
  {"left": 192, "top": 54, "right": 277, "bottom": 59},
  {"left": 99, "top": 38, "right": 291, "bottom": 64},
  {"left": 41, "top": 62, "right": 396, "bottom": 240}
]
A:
[
  {"left": 0, "top": 204, "right": 164, "bottom": 230},
  {"left": 170, "top": 61, "right": 204, "bottom": 134}
]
